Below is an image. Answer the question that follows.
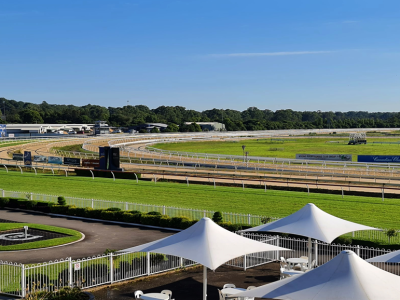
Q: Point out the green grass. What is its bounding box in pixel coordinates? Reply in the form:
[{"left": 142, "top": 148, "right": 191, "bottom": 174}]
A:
[
  {"left": 0, "top": 141, "right": 30, "bottom": 148},
  {"left": 53, "top": 144, "right": 93, "bottom": 153},
  {"left": 0, "top": 223, "right": 82, "bottom": 251},
  {"left": 154, "top": 137, "right": 400, "bottom": 161},
  {"left": 1, "top": 171, "right": 400, "bottom": 229}
]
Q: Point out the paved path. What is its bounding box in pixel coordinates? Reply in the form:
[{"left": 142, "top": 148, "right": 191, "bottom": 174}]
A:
[{"left": 0, "top": 209, "right": 174, "bottom": 264}]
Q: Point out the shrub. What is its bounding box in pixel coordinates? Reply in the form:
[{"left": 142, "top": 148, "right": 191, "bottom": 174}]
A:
[
  {"left": 169, "top": 217, "right": 185, "bottom": 229},
  {"left": 141, "top": 214, "right": 162, "bottom": 226},
  {"left": 100, "top": 211, "right": 117, "bottom": 220},
  {"left": 150, "top": 253, "right": 168, "bottom": 264},
  {"left": 333, "top": 235, "right": 352, "bottom": 245},
  {"left": 212, "top": 211, "right": 223, "bottom": 223},
  {"left": 159, "top": 216, "right": 171, "bottom": 228},
  {"left": 86, "top": 209, "right": 103, "bottom": 219},
  {"left": 49, "top": 205, "right": 70, "bottom": 214},
  {"left": 8, "top": 198, "right": 23, "bottom": 208},
  {"left": 147, "top": 211, "right": 162, "bottom": 216},
  {"left": 386, "top": 229, "right": 398, "bottom": 243},
  {"left": 122, "top": 212, "right": 142, "bottom": 223},
  {"left": 180, "top": 218, "right": 195, "bottom": 229},
  {"left": 57, "top": 196, "right": 66, "bottom": 206},
  {"left": 129, "top": 210, "right": 141, "bottom": 214},
  {"left": 106, "top": 207, "right": 121, "bottom": 212},
  {"left": 67, "top": 207, "right": 91, "bottom": 217},
  {"left": 0, "top": 197, "right": 10, "bottom": 208}
]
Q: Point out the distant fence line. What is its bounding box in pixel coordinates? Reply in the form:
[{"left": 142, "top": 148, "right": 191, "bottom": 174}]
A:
[
  {"left": 1, "top": 234, "right": 398, "bottom": 297},
  {"left": 0, "top": 188, "right": 397, "bottom": 244}
]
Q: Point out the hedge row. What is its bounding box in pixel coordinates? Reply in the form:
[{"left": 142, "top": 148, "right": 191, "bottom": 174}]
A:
[{"left": 0, "top": 197, "right": 252, "bottom": 232}]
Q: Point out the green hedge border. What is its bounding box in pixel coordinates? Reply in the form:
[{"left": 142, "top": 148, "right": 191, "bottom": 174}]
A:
[
  {"left": 0, "top": 223, "right": 83, "bottom": 251},
  {"left": 2, "top": 197, "right": 400, "bottom": 250}
]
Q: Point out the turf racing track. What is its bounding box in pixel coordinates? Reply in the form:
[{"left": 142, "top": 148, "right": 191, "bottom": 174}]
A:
[{"left": 2, "top": 128, "right": 400, "bottom": 196}]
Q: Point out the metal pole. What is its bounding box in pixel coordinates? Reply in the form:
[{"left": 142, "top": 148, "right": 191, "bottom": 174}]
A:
[
  {"left": 203, "top": 266, "right": 207, "bottom": 300},
  {"left": 308, "top": 237, "right": 312, "bottom": 270}
]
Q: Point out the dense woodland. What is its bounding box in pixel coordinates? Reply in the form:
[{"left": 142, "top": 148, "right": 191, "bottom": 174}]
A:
[{"left": 1, "top": 97, "right": 400, "bottom": 132}]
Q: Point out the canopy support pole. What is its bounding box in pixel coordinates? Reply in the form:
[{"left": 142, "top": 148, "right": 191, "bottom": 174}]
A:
[
  {"left": 308, "top": 237, "right": 312, "bottom": 270},
  {"left": 203, "top": 265, "right": 207, "bottom": 300}
]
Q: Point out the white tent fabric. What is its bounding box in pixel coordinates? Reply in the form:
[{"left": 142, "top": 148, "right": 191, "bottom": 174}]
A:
[
  {"left": 118, "top": 217, "right": 289, "bottom": 300},
  {"left": 118, "top": 217, "right": 288, "bottom": 270},
  {"left": 232, "top": 250, "right": 400, "bottom": 300},
  {"left": 367, "top": 250, "right": 400, "bottom": 263},
  {"left": 243, "top": 203, "right": 378, "bottom": 243}
]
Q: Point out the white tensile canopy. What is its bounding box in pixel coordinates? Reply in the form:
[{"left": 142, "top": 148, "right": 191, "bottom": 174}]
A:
[
  {"left": 367, "top": 250, "right": 400, "bottom": 263},
  {"left": 243, "top": 203, "right": 379, "bottom": 267},
  {"left": 232, "top": 250, "right": 400, "bottom": 300},
  {"left": 118, "top": 217, "right": 289, "bottom": 300}
]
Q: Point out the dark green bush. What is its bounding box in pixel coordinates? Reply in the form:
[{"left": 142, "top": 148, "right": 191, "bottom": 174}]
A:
[
  {"left": 57, "top": 196, "right": 66, "bottom": 206},
  {"left": 141, "top": 214, "right": 162, "bottom": 226},
  {"left": 147, "top": 211, "right": 162, "bottom": 216},
  {"left": 333, "top": 235, "right": 352, "bottom": 245},
  {"left": 129, "top": 210, "right": 141, "bottom": 214},
  {"left": 8, "top": 198, "right": 24, "bottom": 208},
  {"left": 212, "top": 211, "right": 223, "bottom": 223},
  {"left": 180, "top": 218, "right": 196, "bottom": 229},
  {"left": 121, "top": 212, "right": 142, "bottom": 223},
  {"left": 67, "top": 207, "right": 91, "bottom": 217},
  {"left": 86, "top": 209, "right": 103, "bottom": 219},
  {"left": 169, "top": 217, "right": 185, "bottom": 229},
  {"left": 106, "top": 207, "right": 121, "bottom": 212},
  {"left": 159, "top": 216, "right": 171, "bottom": 228},
  {"left": 100, "top": 211, "right": 117, "bottom": 220},
  {"left": 0, "top": 197, "right": 10, "bottom": 208},
  {"left": 49, "top": 205, "right": 70, "bottom": 214}
]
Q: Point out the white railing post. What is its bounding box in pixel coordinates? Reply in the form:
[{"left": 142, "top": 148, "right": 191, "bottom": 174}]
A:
[
  {"left": 68, "top": 257, "right": 73, "bottom": 287},
  {"left": 203, "top": 210, "right": 206, "bottom": 217},
  {"left": 163, "top": 206, "right": 166, "bottom": 215},
  {"left": 147, "top": 252, "right": 151, "bottom": 276},
  {"left": 1, "top": 189, "right": 4, "bottom": 197},
  {"left": 276, "top": 236, "right": 280, "bottom": 261},
  {"left": 248, "top": 214, "right": 251, "bottom": 225},
  {"left": 356, "top": 245, "right": 360, "bottom": 256},
  {"left": 244, "top": 255, "right": 247, "bottom": 271},
  {"left": 110, "top": 253, "right": 114, "bottom": 284},
  {"left": 91, "top": 199, "right": 94, "bottom": 209},
  {"left": 314, "top": 240, "right": 318, "bottom": 267},
  {"left": 125, "top": 202, "right": 128, "bottom": 211},
  {"left": 21, "top": 264, "right": 26, "bottom": 298}
]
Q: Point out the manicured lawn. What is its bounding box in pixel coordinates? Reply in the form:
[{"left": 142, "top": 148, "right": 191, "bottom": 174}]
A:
[
  {"left": 54, "top": 143, "right": 93, "bottom": 153},
  {"left": 154, "top": 137, "right": 400, "bottom": 161},
  {"left": 0, "top": 223, "right": 82, "bottom": 251},
  {"left": 0, "top": 171, "right": 400, "bottom": 229}
]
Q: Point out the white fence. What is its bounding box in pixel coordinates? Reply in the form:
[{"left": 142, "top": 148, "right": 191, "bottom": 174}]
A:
[
  {"left": 1, "top": 234, "right": 399, "bottom": 297},
  {"left": 1, "top": 188, "right": 399, "bottom": 243},
  {"left": 0, "top": 189, "right": 277, "bottom": 226}
]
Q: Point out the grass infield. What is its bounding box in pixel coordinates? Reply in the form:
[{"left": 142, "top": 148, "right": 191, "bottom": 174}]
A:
[
  {"left": 154, "top": 137, "right": 400, "bottom": 161},
  {"left": 0, "top": 171, "right": 400, "bottom": 229},
  {"left": 0, "top": 223, "right": 82, "bottom": 251}
]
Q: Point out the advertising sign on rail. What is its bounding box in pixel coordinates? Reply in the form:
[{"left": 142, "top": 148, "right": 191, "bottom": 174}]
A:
[
  {"left": 33, "top": 155, "right": 48, "bottom": 163},
  {"left": 0, "top": 124, "right": 6, "bottom": 137},
  {"left": 358, "top": 155, "right": 400, "bottom": 163},
  {"left": 296, "top": 154, "right": 352, "bottom": 161},
  {"left": 48, "top": 156, "right": 63, "bottom": 165},
  {"left": 24, "top": 151, "right": 32, "bottom": 166},
  {"left": 12, "top": 153, "right": 23, "bottom": 161},
  {"left": 63, "top": 157, "right": 81, "bottom": 166},
  {"left": 82, "top": 159, "right": 100, "bottom": 168}
]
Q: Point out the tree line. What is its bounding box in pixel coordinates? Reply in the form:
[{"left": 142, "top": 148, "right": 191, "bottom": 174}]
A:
[{"left": 1, "top": 97, "right": 400, "bottom": 131}]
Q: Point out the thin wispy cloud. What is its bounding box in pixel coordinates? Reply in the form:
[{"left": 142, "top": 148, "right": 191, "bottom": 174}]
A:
[{"left": 207, "top": 51, "right": 334, "bottom": 58}]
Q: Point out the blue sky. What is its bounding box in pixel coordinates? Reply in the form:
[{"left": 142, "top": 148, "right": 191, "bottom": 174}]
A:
[{"left": 1, "top": 0, "right": 400, "bottom": 112}]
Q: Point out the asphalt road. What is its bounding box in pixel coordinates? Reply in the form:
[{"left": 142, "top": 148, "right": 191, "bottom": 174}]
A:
[{"left": 0, "top": 209, "right": 174, "bottom": 264}]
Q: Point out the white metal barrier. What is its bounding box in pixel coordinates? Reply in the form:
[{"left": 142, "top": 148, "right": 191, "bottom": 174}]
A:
[{"left": 2, "top": 234, "right": 399, "bottom": 297}]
